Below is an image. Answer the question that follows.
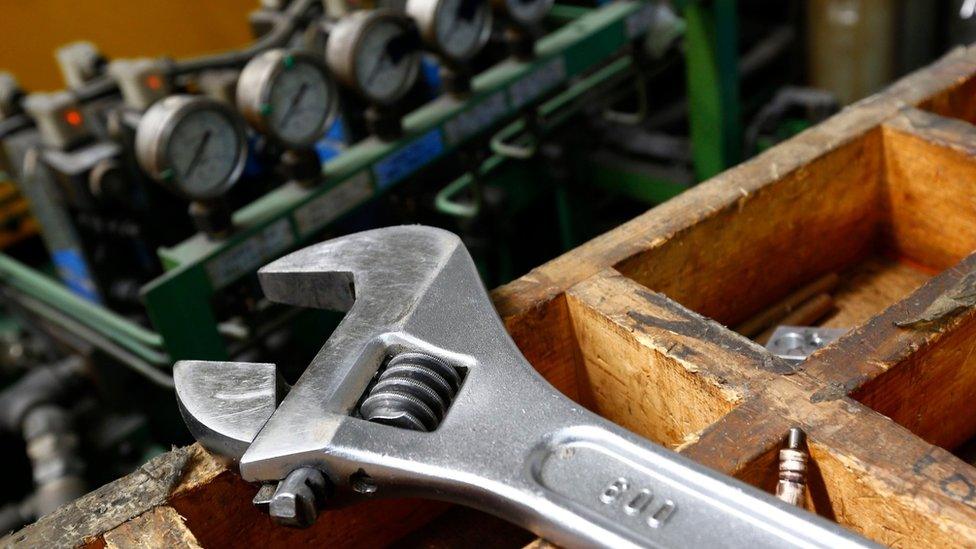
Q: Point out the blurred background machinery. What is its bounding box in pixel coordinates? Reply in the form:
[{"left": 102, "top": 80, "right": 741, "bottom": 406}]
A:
[{"left": 0, "top": 0, "right": 969, "bottom": 534}]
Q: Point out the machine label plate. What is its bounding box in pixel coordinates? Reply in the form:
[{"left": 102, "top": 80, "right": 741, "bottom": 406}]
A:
[
  {"left": 443, "top": 91, "right": 509, "bottom": 145},
  {"left": 373, "top": 129, "right": 445, "bottom": 189},
  {"left": 294, "top": 172, "right": 374, "bottom": 239},
  {"left": 625, "top": 3, "right": 656, "bottom": 39},
  {"left": 205, "top": 218, "right": 294, "bottom": 289},
  {"left": 509, "top": 57, "right": 567, "bottom": 110}
]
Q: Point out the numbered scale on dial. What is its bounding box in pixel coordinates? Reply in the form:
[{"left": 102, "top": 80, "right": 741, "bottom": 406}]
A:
[
  {"left": 135, "top": 95, "right": 248, "bottom": 202},
  {"left": 495, "top": 0, "right": 553, "bottom": 28},
  {"left": 326, "top": 10, "right": 422, "bottom": 107},
  {"left": 237, "top": 49, "right": 339, "bottom": 149},
  {"left": 407, "top": 0, "right": 493, "bottom": 64}
]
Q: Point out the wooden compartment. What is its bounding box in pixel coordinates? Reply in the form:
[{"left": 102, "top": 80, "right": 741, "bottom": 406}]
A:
[{"left": 12, "top": 46, "right": 976, "bottom": 549}]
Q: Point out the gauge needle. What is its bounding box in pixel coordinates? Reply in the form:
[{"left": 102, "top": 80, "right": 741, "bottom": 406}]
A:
[
  {"left": 185, "top": 130, "right": 212, "bottom": 178},
  {"left": 444, "top": 23, "right": 460, "bottom": 45},
  {"left": 365, "top": 52, "right": 392, "bottom": 87},
  {"left": 280, "top": 83, "right": 309, "bottom": 129}
]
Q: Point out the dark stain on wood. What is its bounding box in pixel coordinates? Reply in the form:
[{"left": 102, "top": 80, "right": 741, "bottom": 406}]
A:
[
  {"left": 629, "top": 289, "right": 798, "bottom": 375},
  {"left": 809, "top": 376, "right": 869, "bottom": 403},
  {"left": 896, "top": 271, "right": 976, "bottom": 329}
]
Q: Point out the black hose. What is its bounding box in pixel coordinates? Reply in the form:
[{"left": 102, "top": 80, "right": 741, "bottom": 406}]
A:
[
  {"left": 66, "top": 0, "right": 318, "bottom": 104},
  {"left": 0, "top": 356, "right": 87, "bottom": 432}
]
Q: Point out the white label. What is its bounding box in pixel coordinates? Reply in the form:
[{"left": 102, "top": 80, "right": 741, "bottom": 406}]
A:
[
  {"left": 294, "top": 172, "right": 373, "bottom": 239},
  {"left": 205, "top": 218, "right": 294, "bottom": 289},
  {"left": 508, "top": 57, "right": 567, "bottom": 110},
  {"left": 443, "top": 91, "right": 509, "bottom": 145},
  {"left": 625, "top": 3, "right": 656, "bottom": 39}
]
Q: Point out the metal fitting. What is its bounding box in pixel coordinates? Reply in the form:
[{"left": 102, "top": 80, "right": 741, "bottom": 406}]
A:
[
  {"left": 765, "top": 326, "right": 847, "bottom": 363},
  {"left": 23, "top": 405, "right": 86, "bottom": 516},
  {"left": 776, "top": 428, "right": 808, "bottom": 507}
]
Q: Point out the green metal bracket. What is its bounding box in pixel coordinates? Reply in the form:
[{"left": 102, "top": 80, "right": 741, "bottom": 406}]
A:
[
  {"left": 141, "top": 1, "right": 658, "bottom": 362},
  {"left": 683, "top": 0, "right": 740, "bottom": 180},
  {"left": 0, "top": 252, "right": 169, "bottom": 368}
]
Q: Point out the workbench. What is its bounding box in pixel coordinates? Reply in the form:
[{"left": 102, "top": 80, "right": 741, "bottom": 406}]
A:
[{"left": 9, "top": 41, "right": 976, "bottom": 549}]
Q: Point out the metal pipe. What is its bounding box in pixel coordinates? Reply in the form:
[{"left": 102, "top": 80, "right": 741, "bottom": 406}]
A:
[
  {"left": 0, "top": 252, "right": 164, "bottom": 349},
  {"left": 23, "top": 405, "right": 86, "bottom": 517}
]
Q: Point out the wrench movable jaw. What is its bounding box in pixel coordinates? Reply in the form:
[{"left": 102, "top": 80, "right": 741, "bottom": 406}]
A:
[{"left": 174, "top": 360, "right": 289, "bottom": 464}]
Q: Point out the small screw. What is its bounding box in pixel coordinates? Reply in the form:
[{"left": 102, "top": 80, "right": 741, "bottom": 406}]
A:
[{"left": 350, "top": 469, "right": 377, "bottom": 494}]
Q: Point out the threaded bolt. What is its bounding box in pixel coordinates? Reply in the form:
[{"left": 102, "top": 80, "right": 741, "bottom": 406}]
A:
[
  {"left": 775, "top": 427, "right": 808, "bottom": 507},
  {"left": 359, "top": 352, "right": 461, "bottom": 432}
]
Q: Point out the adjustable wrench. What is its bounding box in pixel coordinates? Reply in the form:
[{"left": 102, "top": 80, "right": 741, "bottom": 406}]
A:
[{"left": 174, "top": 226, "right": 877, "bottom": 548}]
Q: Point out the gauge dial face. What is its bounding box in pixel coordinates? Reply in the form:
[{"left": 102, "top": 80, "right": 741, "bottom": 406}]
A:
[
  {"left": 238, "top": 50, "right": 338, "bottom": 147},
  {"left": 166, "top": 109, "right": 243, "bottom": 198},
  {"left": 353, "top": 18, "right": 420, "bottom": 104},
  {"left": 504, "top": 0, "right": 552, "bottom": 26},
  {"left": 136, "top": 96, "right": 247, "bottom": 200},
  {"left": 434, "top": 0, "right": 491, "bottom": 61}
]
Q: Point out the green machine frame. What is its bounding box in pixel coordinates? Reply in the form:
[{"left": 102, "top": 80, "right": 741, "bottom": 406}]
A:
[{"left": 0, "top": 0, "right": 741, "bottom": 380}]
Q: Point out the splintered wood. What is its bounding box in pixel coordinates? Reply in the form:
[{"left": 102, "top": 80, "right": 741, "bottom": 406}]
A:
[{"left": 12, "top": 45, "right": 976, "bottom": 549}]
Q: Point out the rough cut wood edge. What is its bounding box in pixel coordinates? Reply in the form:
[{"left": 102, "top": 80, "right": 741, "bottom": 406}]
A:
[
  {"left": 102, "top": 507, "right": 201, "bottom": 549},
  {"left": 563, "top": 268, "right": 789, "bottom": 447},
  {"left": 0, "top": 446, "right": 198, "bottom": 547},
  {"left": 491, "top": 46, "right": 976, "bottom": 395}
]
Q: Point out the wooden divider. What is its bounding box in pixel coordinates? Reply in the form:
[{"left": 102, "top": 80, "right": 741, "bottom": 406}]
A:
[
  {"left": 13, "top": 40, "right": 976, "bottom": 549},
  {"left": 882, "top": 108, "right": 976, "bottom": 269}
]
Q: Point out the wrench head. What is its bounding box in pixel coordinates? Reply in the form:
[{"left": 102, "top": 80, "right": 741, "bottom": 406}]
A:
[
  {"left": 257, "top": 224, "right": 460, "bottom": 313},
  {"left": 176, "top": 226, "right": 499, "bottom": 478}
]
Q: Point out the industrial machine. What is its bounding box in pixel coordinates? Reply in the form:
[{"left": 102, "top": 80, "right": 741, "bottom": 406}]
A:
[{"left": 0, "top": 0, "right": 837, "bottom": 534}]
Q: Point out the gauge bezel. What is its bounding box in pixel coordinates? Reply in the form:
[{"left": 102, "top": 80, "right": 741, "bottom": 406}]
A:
[
  {"left": 407, "top": 0, "right": 493, "bottom": 63},
  {"left": 135, "top": 95, "right": 248, "bottom": 201},
  {"left": 492, "top": 0, "right": 553, "bottom": 27},
  {"left": 326, "top": 9, "right": 421, "bottom": 106},
  {"left": 237, "top": 49, "right": 339, "bottom": 148}
]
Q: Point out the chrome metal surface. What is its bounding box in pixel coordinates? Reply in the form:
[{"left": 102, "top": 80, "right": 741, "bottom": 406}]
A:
[
  {"left": 325, "top": 10, "right": 421, "bottom": 106},
  {"left": 237, "top": 49, "right": 339, "bottom": 148},
  {"left": 765, "top": 326, "right": 847, "bottom": 363},
  {"left": 174, "top": 360, "right": 288, "bottom": 464},
  {"left": 407, "top": 0, "right": 493, "bottom": 63},
  {"left": 269, "top": 467, "right": 330, "bottom": 528},
  {"left": 176, "top": 226, "right": 878, "bottom": 548},
  {"left": 134, "top": 95, "right": 248, "bottom": 201}
]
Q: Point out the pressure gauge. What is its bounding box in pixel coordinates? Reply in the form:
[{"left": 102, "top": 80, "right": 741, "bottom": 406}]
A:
[
  {"left": 326, "top": 10, "right": 422, "bottom": 106},
  {"left": 407, "top": 0, "right": 493, "bottom": 62},
  {"left": 493, "top": 0, "right": 552, "bottom": 27},
  {"left": 135, "top": 95, "right": 247, "bottom": 201},
  {"left": 237, "top": 49, "right": 339, "bottom": 148}
]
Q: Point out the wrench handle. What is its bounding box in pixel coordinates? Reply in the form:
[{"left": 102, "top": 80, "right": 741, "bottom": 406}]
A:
[{"left": 519, "top": 424, "right": 875, "bottom": 549}]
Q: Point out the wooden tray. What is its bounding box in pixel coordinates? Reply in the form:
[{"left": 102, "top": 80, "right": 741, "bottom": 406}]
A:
[{"left": 11, "top": 45, "right": 976, "bottom": 549}]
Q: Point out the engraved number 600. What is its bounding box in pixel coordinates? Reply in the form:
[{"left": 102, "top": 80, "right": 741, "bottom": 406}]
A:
[{"left": 599, "top": 477, "right": 676, "bottom": 529}]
